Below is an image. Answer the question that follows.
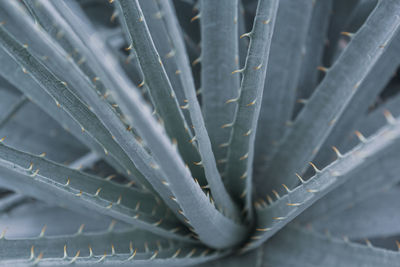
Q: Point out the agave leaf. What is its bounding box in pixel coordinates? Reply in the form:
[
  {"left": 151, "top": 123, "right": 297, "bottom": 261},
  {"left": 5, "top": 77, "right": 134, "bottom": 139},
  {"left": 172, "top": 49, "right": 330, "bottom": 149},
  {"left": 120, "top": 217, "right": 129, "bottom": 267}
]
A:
[
  {"left": 0, "top": 50, "right": 130, "bottom": 178},
  {"left": 254, "top": 0, "right": 314, "bottom": 173},
  {"left": 0, "top": 217, "right": 225, "bottom": 267},
  {"left": 0, "top": 142, "right": 192, "bottom": 241},
  {"left": 199, "top": 0, "right": 240, "bottom": 167},
  {"left": 260, "top": 225, "right": 400, "bottom": 267},
  {"left": 223, "top": 0, "right": 279, "bottom": 217},
  {"left": 313, "top": 32, "right": 400, "bottom": 170},
  {"left": 245, "top": 115, "right": 400, "bottom": 250},
  {"left": 324, "top": 0, "right": 361, "bottom": 64},
  {"left": 115, "top": 0, "right": 239, "bottom": 220},
  {"left": 310, "top": 187, "right": 400, "bottom": 239},
  {"left": 0, "top": 2, "right": 151, "bottom": 189},
  {"left": 1, "top": 3, "right": 248, "bottom": 248},
  {"left": 294, "top": 0, "right": 333, "bottom": 116},
  {"left": 257, "top": 0, "right": 400, "bottom": 193},
  {"left": 138, "top": 0, "right": 192, "bottom": 127}
]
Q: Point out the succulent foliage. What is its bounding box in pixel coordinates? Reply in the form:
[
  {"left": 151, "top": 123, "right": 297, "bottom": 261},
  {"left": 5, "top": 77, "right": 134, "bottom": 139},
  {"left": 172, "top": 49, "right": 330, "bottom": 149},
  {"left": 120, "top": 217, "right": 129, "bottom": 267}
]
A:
[{"left": 0, "top": 0, "right": 400, "bottom": 266}]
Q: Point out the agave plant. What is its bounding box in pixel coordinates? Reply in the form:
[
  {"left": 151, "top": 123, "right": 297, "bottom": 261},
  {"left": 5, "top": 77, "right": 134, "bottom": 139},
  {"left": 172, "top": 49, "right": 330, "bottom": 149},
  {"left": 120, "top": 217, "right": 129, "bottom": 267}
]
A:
[{"left": 0, "top": 0, "right": 400, "bottom": 265}]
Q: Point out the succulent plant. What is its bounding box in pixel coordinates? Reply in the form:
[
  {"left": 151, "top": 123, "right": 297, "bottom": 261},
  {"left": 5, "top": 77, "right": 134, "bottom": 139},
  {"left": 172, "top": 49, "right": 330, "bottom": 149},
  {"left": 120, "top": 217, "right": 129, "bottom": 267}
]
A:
[{"left": 0, "top": 0, "right": 400, "bottom": 265}]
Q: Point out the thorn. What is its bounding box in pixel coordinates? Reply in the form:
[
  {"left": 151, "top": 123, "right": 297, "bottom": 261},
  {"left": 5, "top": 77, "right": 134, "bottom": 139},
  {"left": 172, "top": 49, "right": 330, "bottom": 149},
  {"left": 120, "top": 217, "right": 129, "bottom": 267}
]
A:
[
  {"left": 175, "top": 70, "right": 181, "bottom": 75},
  {"left": 169, "top": 196, "right": 177, "bottom": 201},
  {"left": 33, "top": 252, "right": 43, "bottom": 265},
  {"left": 150, "top": 250, "right": 158, "bottom": 260},
  {"left": 309, "top": 162, "right": 320, "bottom": 172},
  {"left": 125, "top": 44, "right": 133, "bottom": 51},
  {"left": 226, "top": 97, "right": 239, "bottom": 104},
  {"left": 282, "top": 184, "right": 290, "bottom": 193},
  {"left": 263, "top": 19, "right": 271, "bottom": 24},
  {"left": 256, "top": 227, "right": 271, "bottom": 232},
  {"left": 180, "top": 103, "right": 189, "bottom": 109},
  {"left": 240, "top": 32, "right": 251, "bottom": 39},
  {"left": 153, "top": 219, "right": 162, "bottom": 226},
  {"left": 77, "top": 224, "right": 85, "bottom": 235},
  {"left": 30, "top": 245, "right": 35, "bottom": 260},
  {"left": 187, "top": 248, "right": 197, "bottom": 258},
  {"left": 96, "top": 252, "right": 107, "bottom": 263},
  {"left": 135, "top": 201, "right": 141, "bottom": 212},
  {"left": 138, "top": 80, "right": 145, "bottom": 88},
  {"left": 110, "top": 11, "right": 117, "bottom": 22},
  {"left": 69, "top": 250, "right": 80, "bottom": 264},
  {"left": 39, "top": 225, "right": 46, "bottom": 238},
  {"left": 231, "top": 69, "right": 244, "bottom": 74},
  {"left": 340, "top": 31, "right": 354, "bottom": 38},
  {"left": 354, "top": 130, "right": 367, "bottom": 142},
  {"left": 396, "top": 240, "right": 400, "bottom": 251},
  {"left": 105, "top": 174, "right": 117, "bottom": 181},
  {"left": 192, "top": 57, "right": 201, "bottom": 66},
  {"left": 243, "top": 129, "right": 252, "bottom": 136},
  {"left": 88, "top": 245, "right": 93, "bottom": 257},
  {"left": 307, "top": 189, "right": 318, "bottom": 193},
  {"left": 246, "top": 99, "right": 256, "bottom": 106},
  {"left": 172, "top": 248, "right": 181, "bottom": 258},
  {"left": 63, "top": 245, "right": 68, "bottom": 259},
  {"left": 296, "top": 98, "right": 308, "bottom": 104},
  {"left": 295, "top": 173, "right": 305, "bottom": 183},
  {"left": 126, "top": 248, "right": 137, "bottom": 261},
  {"left": 286, "top": 202, "right": 302, "bottom": 207},
  {"left": 219, "top": 142, "right": 229, "bottom": 148},
  {"left": 190, "top": 13, "right": 200, "bottom": 22},
  {"left": 383, "top": 110, "right": 396, "bottom": 124},
  {"left": 221, "top": 122, "right": 233, "bottom": 128},
  {"left": 94, "top": 187, "right": 102, "bottom": 197},
  {"left": 193, "top": 160, "right": 202, "bottom": 166},
  {"left": 0, "top": 137, "right": 5, "bottom": 142},
  {"left": 75, "top": 190, "right": 83, "bottom": 197},
  {"left": 253, "top": 63, "right": 262, "bottom": 70},
  {"left": 272, "top": 190, "right": 280, "bottom": 199},
  {"left": 317, "top": 66, "right": 328, "bottom": 72},
  {"left": 27, "top": 163, "right": 33, "bottom": 171},
  {"left": 189, "top": 136, "right": 196, "bottom": 144},
  {"left": 30, "top": 169, "right": 39, "bottom": 177},
  {"left": 239, "top": 153, "right": 249, "bottom": 161},
  {"left": 0, "top": 228, "right": 6, "bottom": 239},
  {"left": 240, "top": 189, "right": 247, "bottom": 198},
  {"left": 272, "top": 216, "right": 286, "bottom": 220},
  {"left": 166, "top": 50, "right": 175, "bottom": 58},
  {"left": 106, "top": 202, "right": 113, "bottom": 209},
  {"left": 365, "top": 239, "right": 373, "bottom": 247},
  {"left": 331, "top": 146, "right": 343, "bottom": 158},
  {"left": 117, "top": 195, "right": 122, "bottom": 205},
  {"left": 240, "top": 172, "right": 247, "bottom": 179},
  {"left": 111, "top": 244, "right": 115, "bottom": 255}
]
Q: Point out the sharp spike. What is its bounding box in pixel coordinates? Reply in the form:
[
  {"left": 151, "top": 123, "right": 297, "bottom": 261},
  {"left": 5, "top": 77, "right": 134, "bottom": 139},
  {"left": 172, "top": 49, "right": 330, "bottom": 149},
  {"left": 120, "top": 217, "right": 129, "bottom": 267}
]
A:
[
  {"left": 69, "top": 250, "right": 80, "bottom": 264},
  {"left": 39, "top": 225, "right": 46, "bottom": 238},
  {"left": 190, "top": 13, "right": 201, "bottom": 22},
  {"left": 240, "top": 32, "right": 251, "bottom": 39},
  {"left": 354, "top": 130, "right": 367, "bottom": 142},
  {"left": 63, "top": 245, "right": 68, "bottom": 259},
  {"left": 309, "top": 162, "right": 320, "bottom": 172},
  {"left": 282, "top": 184, "right": 290, "bottom": 193},
  {"left": 126, "top": 248, "right": 137, "bottom": 261},
  {"left": 150, "top": 250, "right": 158, "bottom": 260},
  {"left": 383, "top": 109, "right": 396, "bottom": 124},
  {"left": 295, "top": 173, "right": 305, "bottom": 183},
  {"left": 331, "top": 146, "right": 343, "bottom": 158},
  {"left": 94, "top": 187, "right": 102, "bottom": 197}
]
